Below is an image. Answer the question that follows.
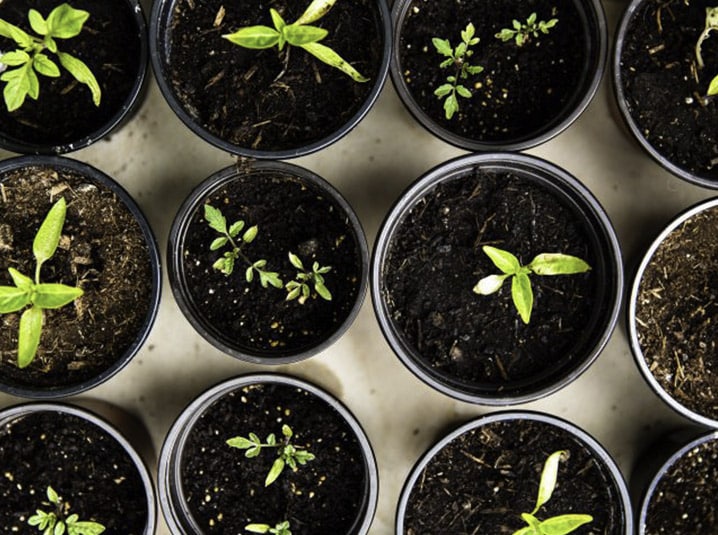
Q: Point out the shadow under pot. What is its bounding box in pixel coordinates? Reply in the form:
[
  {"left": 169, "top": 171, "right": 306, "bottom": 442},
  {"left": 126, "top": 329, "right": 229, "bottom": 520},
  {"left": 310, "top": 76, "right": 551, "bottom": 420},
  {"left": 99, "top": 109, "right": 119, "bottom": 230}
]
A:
[
  {"left": 0, "top": 0, "right": 148, "bottom": 155},
  {"left": 396, "top": 411, "right": 633, "bottom": 533},
  {"left": 613, "top": 0, "right": 718, "bottom": 188},
  {"left": 372, "top": 153, "right": 623, "bottom": 404},
  {"left": 0, "top": 155, "right": 161, "bottom": 398},
  {"left": 628, "top": 198, "right": 718, "bottom": 428},
  {"left": 390, "top": 0, "right": 607, "bottom": 151},
  {"left": 0, "top": 402, "right": 157, "bottom": 534},
  {"left": 168, "top": 160, "right": 368, "bottom": 364},
  {"left": 149, "top": 0, "right": 391, "bottom": 159},
  {"left": 158, "top": 373, "right": 379, "bottom": 534}
]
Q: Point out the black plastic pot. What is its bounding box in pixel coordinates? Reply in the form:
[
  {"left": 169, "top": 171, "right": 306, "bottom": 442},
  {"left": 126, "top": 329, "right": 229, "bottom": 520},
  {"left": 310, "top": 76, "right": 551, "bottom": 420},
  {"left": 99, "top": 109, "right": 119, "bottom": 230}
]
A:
[
  {"left": 149, "top": 0, "right": 391, "bottom": 159},
  {"left": 396, "top": 411, "right": 633, "bottom": 533},
  {"left": 0, "top": 0, "right": 148, "bottom": 155},
  {"left": 390, "top": 0, "right": 607, "bottom": 151},
  {"left": 371, "top": 152, "right": 623, "bottom": 404},
  {"left": 168, "top": 160, "right": 368, "bottom": 364},
  {"left": 0, "top": 155, "right": 161, "bottom": 398},
  {"left": 628, "top": 197, "right": 718, "bottom": 428},
  {"left": 0, "top": 402, "right": 157, "bottom": 533},
  {"left": 158, "top": 373, "right": 379, "bottom": 534}
]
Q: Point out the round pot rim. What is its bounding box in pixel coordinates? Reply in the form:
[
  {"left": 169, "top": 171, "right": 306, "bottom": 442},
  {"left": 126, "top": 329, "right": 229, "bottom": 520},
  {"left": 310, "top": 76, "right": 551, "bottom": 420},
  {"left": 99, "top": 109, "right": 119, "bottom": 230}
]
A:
[
  {"left": 389, "top": 0, "right": 608, "bottom": 152},
  {"left": 0, "top": 155, "right": 162, "bottom": 399},
  {"left": 612, "top": 0, "right": 718, "bottom": 189},
  {"left": 395, "top": 410, "right": 633, "bottom": 534},
  {"left": 167, "top": 160, "right": 369, "bottom": 364},
  {"left": 0, "top": 401, "right": 158, "bottom": 534},
  {"left": 0, "top": 0, "right": 149, "bottom": 156},
  {"left": 149, "top": 0, "right": 392, "bottom": 160},
  {"left": 157, "top": 372, "right": 380, "bottom": 535},
  {"left": 371, "top": 152, "right": 623, "bottom": 405},
  {"left": 628, "top": 197, "right": 718, "bottom": 428}
]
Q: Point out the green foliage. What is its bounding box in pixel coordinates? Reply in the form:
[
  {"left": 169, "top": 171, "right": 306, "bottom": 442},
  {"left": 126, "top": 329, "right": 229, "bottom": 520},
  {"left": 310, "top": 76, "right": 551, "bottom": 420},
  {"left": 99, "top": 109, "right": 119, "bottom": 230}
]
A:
[
  {"left": 227, "top": 424, "right": 316, "bottom": 487},
  {"left": 0, "top": 3, "right": 101, "bottom": 112},
  {"left": 0, "top": 198, "right": 84, "bottom": 368},
  {"left": 223, "top": 0, "right": 367, "bottom": 82},
  {"left": 696, "top": 7, "right": 718, "bottom": 96},
  {"left": 28, "top": 486, "right": 105, "bottom": 535},
  {"left": 511, "top": 451, "right": 593, "bottom": 535},
  {"left": 285, "top": 252, "right": 332, "bottom": 304},
  {"left": 473, "top": 245, "right": 590, "bottom": 324},
  {"left": 432, "top": 23, "right": 484, "bottom": 120},
  {"left": 495, "top": 12, "right": 559, "bottom": 47},
  {"left": 245, "top": 520, "right": 292, "bottom": 535}
]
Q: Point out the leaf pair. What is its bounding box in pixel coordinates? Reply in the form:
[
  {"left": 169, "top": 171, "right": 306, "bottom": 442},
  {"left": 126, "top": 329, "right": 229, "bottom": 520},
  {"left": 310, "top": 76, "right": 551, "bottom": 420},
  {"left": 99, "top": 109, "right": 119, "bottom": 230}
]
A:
[
  {"left": 495, "top": 12, "right": 559, "bottom": 47},
  {"left": 223, "top": 0, "right": 368, "bottom": 82},
  {"left": 0, "top": 3, "right": 101, "bottom": 112},
  {"left": 28, "top": 486, "right": 105, "bottom": 535},
  {"left": 285, "top": 252, "right": 332, "bottom": 304}
]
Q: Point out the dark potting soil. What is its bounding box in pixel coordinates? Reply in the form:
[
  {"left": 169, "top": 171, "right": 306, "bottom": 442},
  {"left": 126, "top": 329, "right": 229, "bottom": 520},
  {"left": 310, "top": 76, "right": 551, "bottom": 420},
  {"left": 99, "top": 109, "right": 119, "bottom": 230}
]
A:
[
  {"left": 165, "top": 0, "right": 384, "bottom": 152},
  {"left": 398, "top": 0, "right": 587, "bottom": 144},
  {"left": 0, "top": 410, "right": 149, "bottom": 534},
  {"left": 403, "top": 419, "right": 624, "bottom": 534},
  {"left": 382, "top": 169, "right": 598, "bottom": 391},
  {"left": 180, "top": 169, "right": 363, "bottom": 358},
  {"left": 635, "top": 206, "right": 718, "bottom": 420},
  {"left": 0, "top": 0, "right": 143, "bottom": 148},
  {"left": 180, "top": 382, "right": 368, "bottom": 533},
  {"left": 619, "top": 0, "right": 718, "bottom": 182},
  {"left": 0, "top": 165, "right": 153, "bottom": 390}
]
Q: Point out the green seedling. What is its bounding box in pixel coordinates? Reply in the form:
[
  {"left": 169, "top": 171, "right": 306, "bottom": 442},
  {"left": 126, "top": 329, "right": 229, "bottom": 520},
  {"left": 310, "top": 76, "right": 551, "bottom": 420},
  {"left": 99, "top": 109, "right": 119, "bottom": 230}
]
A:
[
  {"left": 227, "top": 424, "right": 316, "bottom": 487},
  {"left": 473, "top": 245, "right": 590, "bottom": 324},
  {"left": 28, "top": 486, "right": 105, "bottom": 535},
  {"left": 0, "top": 198, "right": 84, "bottom": 369},
  {"left": 432, "top": 23, "right": 484, "bottom": 120},
  {"left": 204, "top": 204, "right": 282, "bottom": 289},
  {"left": 495, "top": 12, "right": 558, "bottom": 47},
  {"left": 285, "top": 252, "right": 332, "bottom": 304},
  {"left": 0, "top": 3, "right": 101, "bottom": 112},
  {"left": 511, "top": 451, "right": 593, "bottom": 535},
  {"left": 245, "top": 521, "right": 292, "bottom": 535},
  {"left": 223, "top": 0, "right": 367, "bottom": 82},
  {"left": 695, "top": 6, "right": 718, "bottom": 97}
]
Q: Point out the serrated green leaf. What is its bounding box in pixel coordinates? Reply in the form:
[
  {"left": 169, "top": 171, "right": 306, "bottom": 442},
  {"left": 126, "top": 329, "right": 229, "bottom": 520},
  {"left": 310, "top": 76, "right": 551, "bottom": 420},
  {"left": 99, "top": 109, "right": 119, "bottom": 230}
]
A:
[
  {"left": 0, "top": 50, "right": 31, "bottom": 67},
  {"left": 3, "top": 65, "right": 32, "bottom": 112},
  {"left": 33, "top": 53, "right": 60, "bottom": 77},
  {"left": 461, "top": 23, "right": 475, "bottom": 44},
  {"left": 46, "top": 4, "right": 89, "bottom": 39},
  {"left": 301, "top": 41, "right": 368, "bottom": 82},
  {"left": 0, "top": 19, "right": 34, "bottom": 48},
  {"left": 228, "top": 220, "right": 245, "bottom": 237},
  {"left": 265, "top": 457, "right": 285, "bottom": 486},
  {"left": 227, "top": 436, "right": 254, "bottom": 449},
  {"left": 259, "top": 271, "right": 283, "bottom": 289},
  {"left": 204, "top": 204, "right": 227, "bottom": 234},
  {"left": 432, "top": 37, "right": 453, "bottom": 57},
  {"left": 455, "top": 42, "right": 467, "bottom": 57},
  {"left": 57, "top": 51, "right": 101, "bottom": 106},
  {"left": 210, "top": 237, "right": 228, "bottom": 251},
  {"left": 434, "top": 83, "right": 453, "bottom": 98},
  {"left": 34, "top": 198, "right": 66, "bottom": 269},
  {"left": 223, "top": 25, "right": 280, "bottom": 49},
  {"left": 28, "top": 9, "right": 49, "bottom": 36},
  {"left": 0, "top": 286, "right": 31, "bottom": 313},
  {"left": 512, "top": 272, "right": 533, "bottom": 324},
  {"left": 33, "top": 283, "right": 83, "bottom": 309},
  {"left": 17, "top": 305, "right": 43, "bottom": 368}
]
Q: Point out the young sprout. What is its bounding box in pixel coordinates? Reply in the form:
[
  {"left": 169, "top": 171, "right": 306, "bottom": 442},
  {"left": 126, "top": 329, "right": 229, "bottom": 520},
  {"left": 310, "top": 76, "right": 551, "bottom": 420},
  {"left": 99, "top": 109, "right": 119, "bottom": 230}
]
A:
[
  {"left": 285, "top": 252, "right": 332, "bottom": 304},
  {"left": 695, "top": 7, "right": 718, "bottom": 97},
  {"left": 0, "top": 198, "right": 84, "bottom": 369},
  {"left": 222, "top": 0, "right": 368, "bottom": 82},
  {"left": 473, "top": 245, "right": 590, "bottom": 324},
  {"left": 495, "top": 12, "right": 559, "bottom": 47},
  {"left": 28, "top": 486, "right": 106, "bottom": 535},
  {"left": 0, "top": 3, "right": 101, "bottom": 112},
  {"left": 432, "top": 23, "right": 484, "bottom": 120},
  {"left": 227, "top": 424, "right": 316, "bottom": 487},
  {"left": 204, "top": 204, "right": 282, "bottom": 289},
  {"left": 511, "top": 451, "right": 593, "bottom": 535},
  {"left": 245, "top": 521, "right": 292, "bottom": 535}
]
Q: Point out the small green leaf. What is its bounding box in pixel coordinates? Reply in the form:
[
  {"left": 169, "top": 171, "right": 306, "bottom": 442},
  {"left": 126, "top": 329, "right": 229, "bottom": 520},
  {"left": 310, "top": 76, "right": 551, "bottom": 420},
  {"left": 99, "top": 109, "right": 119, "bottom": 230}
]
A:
[
  {"left": 2, "top": 64, "right": 33, "bottom": 112},
  {"left": 245, "top": 266, "right": 254, "bottom": 282},
  {"left": 223, "top": 26, "right": 281, "bottom": 49},
  {"left": 259, "top": 271, "right": 283, "bottom": 289},
  {"left": 461, "top": 23, "right": 475, "bottom": 43},
  {"left": 444, "top": 92, "right": 459, "bottom": 119},
  {"left": 69, "top": 520, "right": 106, "bottom": 534},
  {"left": 245, "top": 525, "right": 271, "bottom": 534},
  {"left": 456, "top": 85, "right": 472, "bottom": 98},
  {"left": 301, "top": 41, "right": 368, "bottom": 82},
  {"left": 521, "top": 512, "right": 541, "bottom": 531},
  {"left": 455, "top": 42, "right": 467, "bottom": 58},
  {"left": 529, "top": 253, "right": 590, "bottom": 276},
  {"left": 212, "top": 257, "right": 227, "bottom": 272},
  {"left": 315, "top": 280, "right": 332, "bottom": 301},
  {"left": 8, "top": 268, "right": 33, "bottom": 290},
  {"left": 265, "top": 457, "right": 285, "bottom": 486},
  {"left": 57, "top": 51, "right": 101, "bottom": 106},
  {"left": 0, "top": 286, "right": 31, "bottom": 313},
  {"left": 34, "top": 198, "right": 67, "bottom": 269},
  {"left": 495, "top": 28, "right": 516, "bottom": 41},
  {"left": 708, "top": 74, "right": 718, "bottom": 96},
  {"left": 295, "top": 0, "right": 337, "bottom": 25},
  {"left": 270, "top": 8, "right": 287, "bottom": 33},
  {"left": 434, "top": 83, "right": 453, "bottom": 97},
  {"left": 282, "top": 424, "right": 293, "bottom": 438},
  {"left": 527, "top": 12, "right": 538, "bottom": 25},
  {"left": 0, "top": 50, "right": 31, "bottom": 67},
  {"left": 45, "top": 36, "right": 58, "bottom": 53},
  {"left": 28, "top": 9, "right": 49, "bottom": 35},
  {"left": 46, "top": 4, "right": 90, "bottom": 39},
  {"left": 533, "top": 450, "right": 566, "bottom": 514},
  {"left": 284, "top": 24, "right": 328, "bottom": 47},
  {"left": 243, "top": 225, "right": 258, "bottom": 243},
  {"left": 33, "top": 284, "right": 83, "bottom": 309},
  {"left": 483, "top": 245, "right": 521, "bottom": 274},
  {"left": 227, "top": 436, "right": 254, "bottom": 449},
  {"left": 54, "top": 521, "right": 66, "bottom": 535},
  {"left": 18, "top": 305, "right": 43, "bottom": 368},
  {"left": 47, "top": 486, "right": 60, "bottom": 504},
  {"left": 33, "top": 54, "right": 61, "bottom": 78},
  {"left": 511, "top": 272, "right": 533, "bottom": 324},
  {"left": 288, "top": 252, "right": 304, "bottom": 270},
  {"left": 0, "top": 19, "right": 34, "bottom": 48},
  {"left": 228, "top": 220, "right": 245, "bottom": 237},
  {"left": 286, "top": 286, "right": 301, "bottom": 301},
  {"left": 210, "top": 237, "right": 228, "bottom": 251},
  {"left": 204, "top": 204, "right": 227, "bottom": 234},
  {"left": 538, "top": 514, "right": 593, "bottom": 535},
  {"left": 266, "top": 433, "right": 277, "bottom": 446}
]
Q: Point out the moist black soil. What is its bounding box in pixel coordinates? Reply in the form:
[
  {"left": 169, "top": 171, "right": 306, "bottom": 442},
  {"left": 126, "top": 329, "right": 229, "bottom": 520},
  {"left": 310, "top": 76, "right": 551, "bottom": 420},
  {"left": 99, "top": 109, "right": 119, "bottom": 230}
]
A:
[
  {"left": 382, "top": 169, "right": 598, "bottom": 393},
  {"left": 0, "top": 410, "right": 149, "bottom": 534},
  {"left": 0, "top": 165, "right": 153, "bottom": 390},
  {"left": 0, "top": 0, "right": 143, "bottom": 149},
  {"left": 180, "top": 168, "right": 363, "bottom": 358},
  {"left": 635, "top": 206, "right": 718, "bottom": 420},
  {"left": 643, "top": 438, "right": 718, "bottom": 533},
  {"left": 618, "top": 0, "right": 718, "bottom": 182},
  {"left": 180, "top": 381, "right": 368, "bottom": 533},
  {"left": 403, "top": 419, "right": 625, "bottom": 534},
  {"left": 165, "top": 0, "right": 384, "bottom": 153},
  {"left": 398, "top": 0, "right": 587, "bottom": 144}
]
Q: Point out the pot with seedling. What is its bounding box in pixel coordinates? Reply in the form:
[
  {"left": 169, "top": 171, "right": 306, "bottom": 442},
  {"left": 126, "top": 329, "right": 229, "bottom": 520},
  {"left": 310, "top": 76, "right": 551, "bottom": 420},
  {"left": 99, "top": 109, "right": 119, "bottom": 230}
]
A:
[
  {"left": 149, "top": 0, "right": 390, "bottom": 159},
  {"left": 0, "top": 155, "right": 161, "bottom": 398},
  {"left": 371, "top": 152, "right": 622, "bottom": 404},
  {"left": 158, "top": 373, "right": 379, "bottom": 534},
  {"left": 0, "top": 0, "right": 148, "bottom": 154},
  {"left": 390, "top": 0, "right": 607, "bottom": 151},
  {"left": 396, "top": 411, "right": 633, "bottom": 533},
  {"left": 614, "top": 0, "right": 718, "bottom": 188},
  {"left": 168, "top": 160, "right": 368, "bottom": 364}
]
